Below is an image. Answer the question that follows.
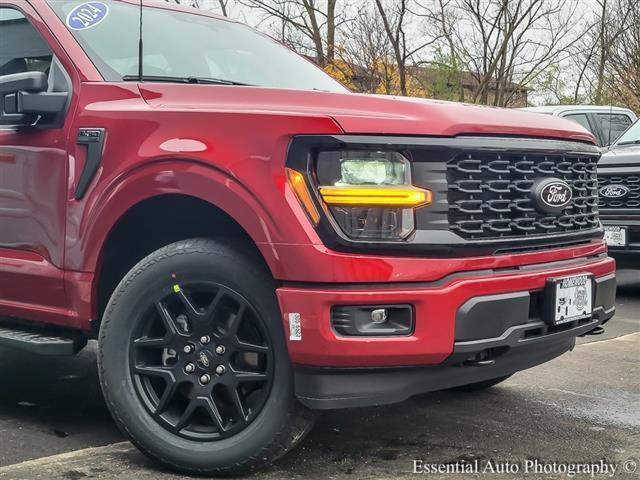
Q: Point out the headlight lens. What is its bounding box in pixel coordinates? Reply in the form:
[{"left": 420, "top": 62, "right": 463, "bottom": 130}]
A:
[
  {"left": 315, "top": 151, "right": 430, "bottom": 240},
  {"left": 338, "top": 157, "right": 407, "bottom": 185}
]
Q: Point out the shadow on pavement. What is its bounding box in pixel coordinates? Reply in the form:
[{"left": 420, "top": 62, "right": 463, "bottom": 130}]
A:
[{"left": 0, "top": 343, "right": 122, "bottom": 466}]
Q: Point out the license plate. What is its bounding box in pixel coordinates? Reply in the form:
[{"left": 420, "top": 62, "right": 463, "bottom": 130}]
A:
[
  {"left": 604, "top": 226, "right": 628, "bottom": 247},
  {"left": 545, "top": 274, "right": 593, "bottom": 325}
]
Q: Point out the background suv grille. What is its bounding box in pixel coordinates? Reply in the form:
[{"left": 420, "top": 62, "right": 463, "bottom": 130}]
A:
[
  {"left": 447, "top": 153, "right": 600, "bottom": 240},
  {"left": 598, "top": 175, "right": 640, "bottom": 209}
]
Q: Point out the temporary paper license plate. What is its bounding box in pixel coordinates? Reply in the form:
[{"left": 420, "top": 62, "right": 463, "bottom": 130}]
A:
[
  {"left": 604, "top": 226, "right": 628, "bottom": 247},
  {"left": 548, "top": 274, "right": 593, "bottom": 325}
]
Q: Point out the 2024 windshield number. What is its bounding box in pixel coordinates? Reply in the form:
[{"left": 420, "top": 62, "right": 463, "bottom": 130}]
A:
[{"left": 71, "top": 4, "right": 102, "bottom": 28}]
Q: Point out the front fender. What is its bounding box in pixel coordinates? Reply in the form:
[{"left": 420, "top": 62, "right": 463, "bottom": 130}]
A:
[{"left": 64, "top": 158, "right": 314, "bottom": 275}]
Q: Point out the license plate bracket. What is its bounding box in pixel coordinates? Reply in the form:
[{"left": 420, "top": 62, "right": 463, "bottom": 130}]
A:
[{"left": 543, "top": 273, "right": 594, "bottom": 326}]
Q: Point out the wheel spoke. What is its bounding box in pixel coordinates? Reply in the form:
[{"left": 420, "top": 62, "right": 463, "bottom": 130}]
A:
[
  {"left": 133, "top": 336, "right": 168, "bottom": 348},
  {"left": 229, "top": 386, "right": 247, "bottom": 421},
  {"left": 233, "top": 371, "right": 268, "bottom": 382},
  {"left": 235, "top": 339, "right": 269, "bottom": 354},
  {"left": 175, "top": 397, "right": 198, "bottom": 431},
  {"left": 201, "top": 396, "right": 226, "bottom": 432},
  {"left": 155, "top": 301, "right": 179, "bottom": 337},
  {"left": 227, "top": 304, "right": 246, "bottom": 335},
  {"left": 175, "top": 396, "right": 225, "bottom": 432},
  {"left": 156, "top": 379, "right": 182, "bottom": 415},
  {"left": 134, "top": 365, "right": 175, "bottom": 381},
  {"left": 177, "top": 290, "right": 202, "bottom": 319},
  {"left": 203, "top": 290, "right": 225, "bottom": 320}
]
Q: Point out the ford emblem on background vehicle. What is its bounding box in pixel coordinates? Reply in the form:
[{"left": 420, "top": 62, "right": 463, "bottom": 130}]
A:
[
  {"left": 531, "top": 178, "right": 573, "bottom": 213},
  {"left": 599, "top": 184, "right": 631, "bottom": 200}
]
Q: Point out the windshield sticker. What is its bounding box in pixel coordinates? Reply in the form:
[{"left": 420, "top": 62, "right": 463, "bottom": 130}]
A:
[{"left": 66, "top": 2, "right": 109, "bottom": 31}]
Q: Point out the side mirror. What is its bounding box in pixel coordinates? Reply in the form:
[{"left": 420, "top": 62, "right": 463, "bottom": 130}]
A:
[{"left": 0, "top": 71, "right": 68, "bottom": 126}]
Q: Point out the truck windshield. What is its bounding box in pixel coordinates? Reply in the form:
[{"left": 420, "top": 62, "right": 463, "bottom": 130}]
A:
[
  {"left": 615, "top": 120, "right": 640, "bottom": 146},
  {"left": 49, "top": 0, "right": 347, "bottom": 92}
]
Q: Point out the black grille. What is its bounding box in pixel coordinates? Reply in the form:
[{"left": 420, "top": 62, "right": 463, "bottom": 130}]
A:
[
  {"left": 598, "top": 175, "right": 640, "bottom": 209},
  {"left": 447, "top": 153, "right": 600, "bottom": 240}
]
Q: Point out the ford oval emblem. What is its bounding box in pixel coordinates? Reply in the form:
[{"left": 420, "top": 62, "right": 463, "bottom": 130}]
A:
[
  {"left": 196, "top": 350, "right": 212, "bottom": 369},
  {"left": 599, "top": 184, "right": 630, "bottom": 199},
  {"left": 531, "top": 178, "right": 573, "bottom": 213},
  {"left": 66, "top": 2, "right": 109, "bottom": 31}
]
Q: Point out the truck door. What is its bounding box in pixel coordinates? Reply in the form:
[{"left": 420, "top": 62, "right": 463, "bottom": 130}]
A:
[{"left": 0, "top": 3, "right": 73, "bottom": 324}]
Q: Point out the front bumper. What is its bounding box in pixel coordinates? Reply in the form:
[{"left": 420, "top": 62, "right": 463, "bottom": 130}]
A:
[{"left": 276, "top": 254, "right": 616, "bottom": 409}]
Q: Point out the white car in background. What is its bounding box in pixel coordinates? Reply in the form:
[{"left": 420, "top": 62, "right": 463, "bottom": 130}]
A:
[{"left": 520, "top": 105, "right": 637, "bottom": 147}]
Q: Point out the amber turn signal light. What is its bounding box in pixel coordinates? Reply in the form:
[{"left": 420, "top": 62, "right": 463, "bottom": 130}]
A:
[
  {"left": 286, "top": 168, "right": 321, "bottom": 225},
  {"left": 318, "top": 185, "right": 432, "bottom": 208}
]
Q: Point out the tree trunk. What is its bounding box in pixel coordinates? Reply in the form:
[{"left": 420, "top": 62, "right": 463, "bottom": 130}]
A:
[
  {"left": 326, "top": 0, "right": 337, "bottom": 62},
  {"left": 302, "top": 0, "right": 326, "bottom": 66},
  {"left": 594, "top": 0, "right": 608, "bottom": 104}
]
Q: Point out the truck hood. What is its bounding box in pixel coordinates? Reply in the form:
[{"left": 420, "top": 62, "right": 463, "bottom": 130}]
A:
[
  {"left": 138, "top": 84, "right": 595, "bottom": 143},
  {"left": 600, "top": 144, "right": 640, "bottom": 166}
]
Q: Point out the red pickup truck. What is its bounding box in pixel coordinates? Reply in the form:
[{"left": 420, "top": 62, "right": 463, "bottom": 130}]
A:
[{"left": 0, "top": 0, "right": 616, "bottom": 476}]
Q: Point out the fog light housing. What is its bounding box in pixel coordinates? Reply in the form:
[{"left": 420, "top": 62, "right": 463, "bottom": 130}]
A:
[{"left": 331, "top": 305, "right": 414, "bottom": 336}]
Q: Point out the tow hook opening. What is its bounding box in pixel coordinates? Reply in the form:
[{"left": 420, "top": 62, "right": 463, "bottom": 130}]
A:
[{"left": 461, "top": 347, "right": 509, "bottom": 367}]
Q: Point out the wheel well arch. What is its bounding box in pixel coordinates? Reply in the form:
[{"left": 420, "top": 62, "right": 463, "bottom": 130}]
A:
[{"left": 95, "top": 194, "right": 271, "bottom": 322}]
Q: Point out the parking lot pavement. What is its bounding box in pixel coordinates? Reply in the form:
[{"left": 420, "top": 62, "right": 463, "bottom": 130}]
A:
[{"left": 0, "top": 270, "right": 638, "bottom": 480}]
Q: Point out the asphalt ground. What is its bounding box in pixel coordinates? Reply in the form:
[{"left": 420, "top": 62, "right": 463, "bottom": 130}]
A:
[{"left": 0, "top": 270, "right": 638, "bottom": 480}]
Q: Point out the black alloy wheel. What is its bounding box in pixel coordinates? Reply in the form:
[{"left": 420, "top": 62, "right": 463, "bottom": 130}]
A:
[
  {"left": 98, "top": 238, "right": 316, "bottom": 475},
  {"left": 130, "top": 282, "right": 274, "bottom": 440}
]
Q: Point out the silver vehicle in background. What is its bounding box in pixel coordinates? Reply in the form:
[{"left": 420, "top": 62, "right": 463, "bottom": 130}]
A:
[{"left": 520, "top": 105, "right": 637, "bottom": 147}]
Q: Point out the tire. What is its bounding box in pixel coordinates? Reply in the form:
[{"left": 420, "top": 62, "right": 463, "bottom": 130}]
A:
[
  {"left": 98, "top": 238, "right": 316, "bottom": 476},
  {"left": 450, "top": 375, "right": 513, "bottom": 392}
]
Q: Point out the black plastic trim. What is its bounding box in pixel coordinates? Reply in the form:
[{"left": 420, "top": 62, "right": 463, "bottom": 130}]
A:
[
  {"left": 331, "top": 304, "right": 414, "bottom": 337},
  {"left": 455, "top": 291, "right": 530, "bottom": 341},
  {"left": 75, "top": 128, "right": 106, "bottom": 199},
  {"left": 286, "top": 135, "right": 603, "bottom": 257},
  {"left": 609, "top": 251, "right": 640, "bottom": 268},
  {"left": 0, "top": 322, "right": 87, "bottom": 356},
  {"left": 295, "top": 336, "right": 576, "bottom": 410},
  {"left": 448, "top": 306, "right": 608, "bottom": 360}
]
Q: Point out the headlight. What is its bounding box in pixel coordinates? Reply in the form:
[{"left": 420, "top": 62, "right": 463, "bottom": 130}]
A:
[{"left": 314, "top": 151, "right": 431, "bottom": 240}]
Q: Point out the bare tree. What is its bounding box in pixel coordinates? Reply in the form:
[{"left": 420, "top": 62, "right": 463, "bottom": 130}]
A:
[
  {"left": 374, "top": 0, "right": 434, "bottom": 96},
  {"left": 425, "top": 0, "right": 585, "bottom": 107},
  {"left": 167, "top": 0, "right": 203, "bottom": 8},
  {"left": 216, "top": 0, "right": 231, "bottom": 16},
  {"left": 569, "top": 0, "right": 635, "bottom": 105},
  {"left": 414, "top": 0, "right": 465, "bottom": 101},
  {"left": 331, "top": 5, "right": 394, "bottom": 93},
  {"left": 606, "top": 1, "right": 640, "bottom": 110},
  {"left": 240, "top": 0, "right": 344, "bottom": 66},
  {"left": 165, "top": 0, "right": 233, "bottom": 15}
]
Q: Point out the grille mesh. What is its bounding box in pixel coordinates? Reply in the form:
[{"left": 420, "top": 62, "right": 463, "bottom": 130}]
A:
[
  {"left": 598, "top": 175, "right": 640, "bottom": 209},
  {"left": 447, "top": 153, "right": 600, "bottom": 240}
]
